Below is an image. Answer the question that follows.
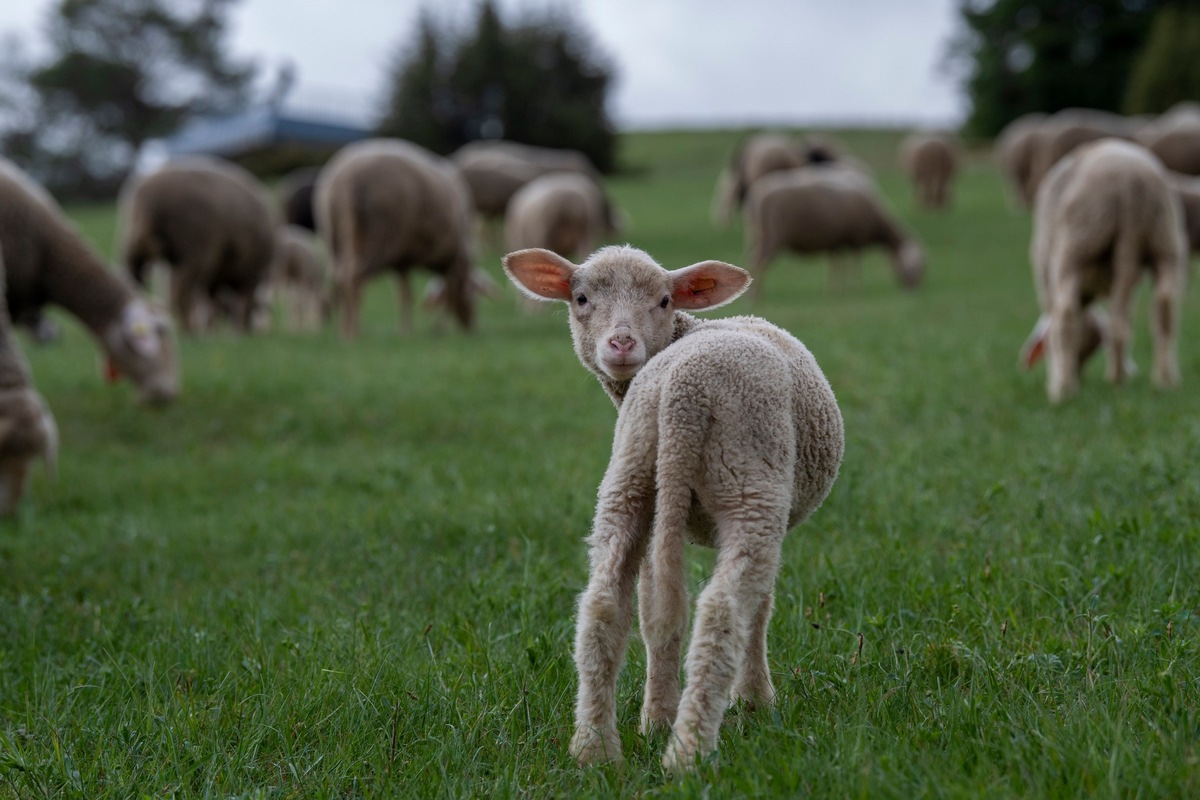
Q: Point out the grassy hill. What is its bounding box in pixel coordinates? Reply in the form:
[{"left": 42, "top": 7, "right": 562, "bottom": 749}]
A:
[{"left": 0, "top": 128, "right": 1197, "bottom": 797}]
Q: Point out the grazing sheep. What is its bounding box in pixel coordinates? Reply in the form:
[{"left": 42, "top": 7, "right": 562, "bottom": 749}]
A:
[
  {"left": 1021, "top": 139, "right": 1186, "bottom": 403},
  {"left": 271, "top": 224, "right": 329, "bottom": 331},
  {"left": 119, "top": 156, "right": 278, "bottom": 334},
  {"left": 315, "top": 138, "right": 476, "bottom": 337},
  {"left": 505, "top": 172, "right": 613, "bottom": 260},
  {"left": 1024, "top": 108, "right": 1136, "bottom": 202},
  {"left": 899, "top": 131, "right": 960, "bottom": 211},
  {"left": 1137, "top": 102, "right": 1200, "bottom": 176},
  {"left": 503, "top": 244, "right": 844, "bottom": 771},
  {"left": 994, "top": 112, "right": 1048, "bottom": 209},
  {"left": 0, "top": 251, "right": 57, "bottom": 515},
  {"left": 452, "top": 140, "right": 602, "bottom": 220},
  {"left": 0, "top": 158, "right": 179, "bottom": 406},
  {"left": 744, "top": 165, "right": 925, "bottom": 293}
]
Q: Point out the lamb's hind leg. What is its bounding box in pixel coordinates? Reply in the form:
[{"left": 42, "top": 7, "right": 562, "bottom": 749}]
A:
[
  {"left": 638, "top": 487, "right": 690, "bottom": 736},
  {"left": 570, "top": 483, "right": 653, "bottom": 766},
  {"left": 663, "top": 522, "right": 785, "bottom": 772},
  {"left": 732, "top": 590, "right": 776, "bottom": 708},
  {"left": 1150, "top": 253, "right": 1183, "bottom": 389}
]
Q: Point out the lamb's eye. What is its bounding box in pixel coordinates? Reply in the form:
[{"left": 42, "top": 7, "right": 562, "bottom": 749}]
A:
[
  {"left": 576, "top": 294, "right": 588, "bottom": 306},
  {"left": 659, "top": 295, "right": 670, "bottom": 309}
]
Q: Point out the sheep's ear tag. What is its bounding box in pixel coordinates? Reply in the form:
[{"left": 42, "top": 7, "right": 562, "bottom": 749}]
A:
[
  {"left": 104, "top": 358, "right": 122, "bottom": 383},
  {"left": 123, "top": 313, "right": 162, "bottom": 359},
  {"left": 1020, "top": 315, "right": 1050, "bottom": 369},
  {"left": 672, "top": 261, "right": 750, "bottom": 310}
]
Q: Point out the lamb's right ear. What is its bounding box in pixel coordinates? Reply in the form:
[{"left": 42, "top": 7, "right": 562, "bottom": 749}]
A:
[
  {"left": 671, "top": 261, "right": 752, "bottom": 311},
  {"left": 1020, "top": 314, "right": 1050, "bottom": 369},
  {"left": 503, "top": 248, "right": 577, "bottom": 302}
]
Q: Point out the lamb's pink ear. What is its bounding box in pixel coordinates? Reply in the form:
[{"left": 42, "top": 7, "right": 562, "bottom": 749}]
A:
[
  {"left": 1020, "top": 314, "right": 1050, "bottom": 369},
  {"left": 671, "top": 261, "right": 751, "bottom": 311},
  {"left": 503, "top": 248, "right": 577, "bottom": 302}
]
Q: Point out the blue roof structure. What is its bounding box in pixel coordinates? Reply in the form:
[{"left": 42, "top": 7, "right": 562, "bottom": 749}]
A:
[{"left": 158, "top": 103, "right": 370, "bottom": 158}]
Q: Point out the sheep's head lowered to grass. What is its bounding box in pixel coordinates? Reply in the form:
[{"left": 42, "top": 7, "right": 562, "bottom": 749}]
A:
[
  {"left": 503, "top": 245, "right": 751, "bottom": 384},
  {"left": 101, "top": 300, "right": 180, "bottom": 407}
]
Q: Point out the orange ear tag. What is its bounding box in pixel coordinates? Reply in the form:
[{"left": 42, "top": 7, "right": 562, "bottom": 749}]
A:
[{"left": 105, "top": 359, "right": 122, "bottom": 383}]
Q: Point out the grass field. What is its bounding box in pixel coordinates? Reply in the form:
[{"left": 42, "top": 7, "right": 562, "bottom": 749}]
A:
[{"left": 1, "top": 128, "right": 1198, "bottom": 798}]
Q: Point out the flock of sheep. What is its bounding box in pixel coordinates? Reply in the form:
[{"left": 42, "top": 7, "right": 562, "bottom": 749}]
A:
[{"left": 0, "top": 98, "right": 1197, "bottom": 771}]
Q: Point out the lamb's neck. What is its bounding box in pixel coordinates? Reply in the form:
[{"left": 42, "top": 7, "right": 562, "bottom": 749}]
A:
[
  {"left": 43, "top": 225, "right": 134, "bottom": 336},
  {"left": 598, "top": 311, "right": 703, "bottom": 409}
]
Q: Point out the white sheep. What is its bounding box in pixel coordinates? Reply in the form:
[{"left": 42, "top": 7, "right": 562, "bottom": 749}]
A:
[
  {"left": 899, "top": 131, "right": 960, "bottom": 211},
  {"left": 743, "top": 165, "right": 925, "bottom": 294},
  {"left": 503, "top": 244, "right": 844, "bottom": 771},
  {"left": 0, "top": 158, "right": 178, "bottom": 406},
  {"left": 315, "top": 138, "right": 477, "bottom": 337},
  {"left": 1169, "top": 172, "right": 1200, "bottom": 255},
  {"left": 505, "top": 172, "right": 613, "bottom": 260},
  {"left": 994, "top": 112, "right": 1048, "bottom": 210},
  {"left": 271, "top": 224, "right": 329, "bottom": 331},
  {"left": 1021, "top": 139, "right": 1186, "bottom": 403},
  {"left": 0, "top": 249, "right": 57, "bottom": 514}
]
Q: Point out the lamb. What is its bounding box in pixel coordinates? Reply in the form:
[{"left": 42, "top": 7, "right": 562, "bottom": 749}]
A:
[
  {"left": 315, "top": 138, "right": 476, "bottom": 336},
  {"left": 505, "top": 172, "right": 615, "bottom": 260},
  {"left": 118, "top": 156, "right": 278, "bottom": 334},
  {"left": 1020, "top": 139, "right": 1186, "bottom": 403},
  {"left": 743, "top": 165, "right": 925, "bottom": 294},
  {"left": 711, "top": 132, "right": 854, "bottom": 228},
  {"left": 503, "top": 244, "right": 844, "bottom": 771},
  {"left": 271, "top": 224, "right": 329, "bottom": 331},
  {"left": 0, "top": 157, "right": 178, "bottom": 406},
  {"left": 0, "top": 250, "right": 57, "bottom": 514},
  {"left": 899, "top": 131, "right": 960, "bottom": 211}
]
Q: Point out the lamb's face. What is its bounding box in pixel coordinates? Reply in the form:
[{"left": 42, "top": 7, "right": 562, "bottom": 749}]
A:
[
  {"left": 104, "top": 301, "right": 180, "bottom": 406},
  {"left": 503, "top": 245, "right": 752, "bottom": 386},
  {"left": 567, "top": 254, "right": 677, "bottom": 382}
]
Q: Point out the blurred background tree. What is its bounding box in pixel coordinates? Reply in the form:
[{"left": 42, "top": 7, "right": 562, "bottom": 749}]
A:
[
  {"left": 0, "top": 0, "right": 254, "bottom": 198},
  {"left": 946, "top": 0, "right": 1200, "bottom": 138},
  {"left": 377, "top": 0, "right": 617, "bottom": 172}
]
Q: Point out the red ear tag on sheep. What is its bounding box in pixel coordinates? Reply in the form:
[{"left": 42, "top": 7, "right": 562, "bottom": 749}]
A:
[
  {"left": 104, "top": 358, "right": 123, "bottom": 383},
  {"left": 1020, "top": 314, "right": 1050, "bottom": 369},
  {"left": 1022, "top": 337, "right": 1045, "bottom": 369}
]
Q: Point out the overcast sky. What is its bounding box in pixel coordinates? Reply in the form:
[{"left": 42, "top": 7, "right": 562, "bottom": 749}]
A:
[{"left": 0, "top": 0, "right": 966, "bottom": 129}]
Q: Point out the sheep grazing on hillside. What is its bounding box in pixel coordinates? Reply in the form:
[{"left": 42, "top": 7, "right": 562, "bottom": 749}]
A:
[
  {"left": 451, "top": 140, "right": 604, "bottom": 221},
  {"left": 271, "top": 224, "right": 329, "bottom": 331},
  {"left": 743, "top": 165, "right": 925, "bottom": 294},
  {"left": 0, "top": 251, "right": 57, "bottom": 514},
  {"left": 315, "top": 138, "right": 477, "bottom": 337},
  {"left": 503, "top": 244, "right": 844, "bottom": 771},
  {"left": 119, "top": 156, "right": 277, "bottom": 334},
  {"left": 505, "top": 172, "right": 616, "bottom": 260},
  {"left": 899, "top": 131, "right": 961, "bottom": 211},
  {"left": 711, "top": 132, "right": 854, "bottom": 228},
  {"left": 1021, "top": 139, "right": 1186, "bottom": 403},
  {"left": 0, "top": 158, "right": 178, "bottom": 406},
  {"left": 1137, "top": 102, "right": 1200, "bottom": 176}
]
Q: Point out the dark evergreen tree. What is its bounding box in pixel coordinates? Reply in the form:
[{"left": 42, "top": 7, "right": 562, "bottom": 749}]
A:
[
  {"left": 947, "top": 0, "right": 1164, "bottom": 138},
  {"left": 1124, "top": 4, "right": 1200, "bottom": 114},
  {"left": 0, "top": 0, "right": 254, "bottom": 197},
  {"left": 377, "top": 2, "right": 617, "bottom": 172}
]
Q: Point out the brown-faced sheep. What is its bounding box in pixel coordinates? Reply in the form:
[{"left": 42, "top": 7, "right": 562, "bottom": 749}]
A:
[
  {"left": 505, "top": 172, "right": 614, "bottom": 260},
  {"left": 315, "top": 138, "right": 476, "bottom": 337},
  {"left": 503, "top": 244, "right": 843, "bottom": 771},
  {"left": 744, "top": 165, "right": 925, "bottom": 294},
  {"left": 0, "top": 250, "right": 57, "bottom": 514},
  {"left": 1021, "top": 139, "right": 1186, "bottom": 403},
  {"left": 1137, "top": 102, "right": 1200, "bottom": 176},
  {"left": 119, "top": 156, "right": 278, "bottom": 334},
  {"left": 899, "top": 131, "right": 960, "bottom": 211},
  {"left": 0, "top": 158, "right": 178, "bottom": 406}
]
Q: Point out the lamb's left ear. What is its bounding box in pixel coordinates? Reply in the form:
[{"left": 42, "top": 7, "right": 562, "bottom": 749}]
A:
[{"left": 671, "top": 261, "right": 751, "bottom": 311}]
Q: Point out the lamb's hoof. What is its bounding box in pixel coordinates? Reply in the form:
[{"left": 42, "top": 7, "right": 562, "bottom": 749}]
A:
[
  {"left": 661, "top": 735, "right": 709, "bottom": 774},
  {"left": 569, "top": 727, "right": 623, "bottom": 766},
  {"left": 639, "top": 707, "right": 675, "bottom": 737}
]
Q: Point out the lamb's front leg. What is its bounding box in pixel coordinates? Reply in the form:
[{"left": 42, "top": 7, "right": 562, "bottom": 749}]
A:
[
  {"left": 569, "top": 490, "right": 652, "bottom": 766},
  {"left": 638, "top": 523, "right": 688, "bottom": 736},
  {"left": 732, "top": 590, "right": 776, "bottom": 708}
]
